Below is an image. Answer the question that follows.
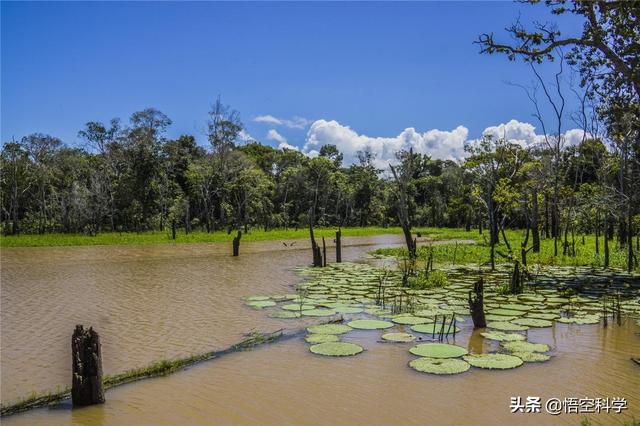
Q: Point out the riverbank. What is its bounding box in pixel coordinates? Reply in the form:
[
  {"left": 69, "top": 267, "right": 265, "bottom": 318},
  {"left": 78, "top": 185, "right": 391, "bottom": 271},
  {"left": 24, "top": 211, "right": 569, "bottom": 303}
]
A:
[{"left": 0, "top": 227, "right": 474, "bottom": 248}]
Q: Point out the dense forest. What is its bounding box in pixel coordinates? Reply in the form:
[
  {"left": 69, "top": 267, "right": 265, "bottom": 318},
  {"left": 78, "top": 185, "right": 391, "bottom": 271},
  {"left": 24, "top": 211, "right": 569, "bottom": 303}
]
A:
[{"left": 1, "top": 1, "right": 638, "bottom": 270}]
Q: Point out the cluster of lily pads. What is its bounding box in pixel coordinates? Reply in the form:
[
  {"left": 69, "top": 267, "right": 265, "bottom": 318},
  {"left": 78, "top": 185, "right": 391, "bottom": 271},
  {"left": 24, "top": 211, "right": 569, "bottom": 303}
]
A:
[{"left": 245, "top": 262, "right": 640, "bottom": 375}]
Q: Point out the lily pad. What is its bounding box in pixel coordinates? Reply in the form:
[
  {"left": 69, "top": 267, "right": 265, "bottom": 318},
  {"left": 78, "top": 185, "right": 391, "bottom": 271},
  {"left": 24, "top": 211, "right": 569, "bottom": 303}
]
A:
[
  {"left": 246, "top": 300, "right": 276, "bottom": 309},
  {"left": 347, "top": 319, "right": 394, "bottom": 330},
  {"left": 556, "top": 315, "right": 600, "bottom": 325},
  {"left": 268, "top": 310, "right": 301, "bottom": 319},
  {"left": 512, "top": 351, "right": 551, "bottom": 362},
  {"left": 381, "top": 332, "right": 416, "bottom": 342},
  {"left": 305, "top": 334, "right": 340, "bottom": 343},
  {"left": 302, "top": 308, "right": 337, "bottom": 317},
  {"left": 501, "top": 341, "right": 550, "bottom": 353},
  {"left": 309, "top": 342, "right": 364, "bottom": 356},
  {"left": 247, "top": 295, "right": 271, "bottom": 301},
  {"left": 487, "top": 321, "right": 529, "bottom": 331},
  {"left": 333, "top": 306, "right": 364, "bottom": 314},
  {"left": 307, "top": 324, "right": 352, "bottom": 335},
  {"left": 512, "top": 318, "right": 553, "bottom": 328},
  {"left": 411, "top": 323, "right": 461, "bottom": 334},
  {"left": 391, "top": 316, "right": 433, "bottom": 325},
  {"left": 487, "top": 308, "right": 526, "bottom": 317},
  {"left": 463, "top": 353, "right": 523, "bottom": 369},
  {"left": 480, "top": 331, "right": 526, "bottom": 342},
  {"left": 282, "top": 303, "right": 315, "bottom": 311},
  {"left": 409, "top": 343, "right": 468, "bottom": 358},
  {"left": 409, "top": 357, "right": 470, "bottom": 375}
]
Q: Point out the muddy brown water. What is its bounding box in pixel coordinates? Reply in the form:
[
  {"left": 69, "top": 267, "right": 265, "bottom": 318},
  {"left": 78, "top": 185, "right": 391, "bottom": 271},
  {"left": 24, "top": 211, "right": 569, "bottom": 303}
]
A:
[{"left": 2, "top": 236, "right": 639, "bottom": 425}]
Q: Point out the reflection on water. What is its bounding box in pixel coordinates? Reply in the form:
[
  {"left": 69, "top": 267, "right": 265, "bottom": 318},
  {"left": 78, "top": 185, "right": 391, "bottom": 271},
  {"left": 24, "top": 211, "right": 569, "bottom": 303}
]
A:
[
  {"left": 0, "top": 235, "right": 402, "bottom": 405},
  {"left": 2, "top": 235, "right": 639, "bottom": 425}
]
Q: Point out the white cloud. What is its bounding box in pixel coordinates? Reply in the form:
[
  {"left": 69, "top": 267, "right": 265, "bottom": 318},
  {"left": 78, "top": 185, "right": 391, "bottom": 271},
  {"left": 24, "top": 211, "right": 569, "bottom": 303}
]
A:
[
  {"left": 254, "top": 115, "right": 310, "bottom": 129},
  {"left": 237, "top": 130, "right": 254, "bottom": 142},
  {"left": 266, "top": 129, "right": 299, "bottom": 151},
  {"left": 302, "top": 118, "right": 589, "bottom": 168},
  {"left": 304, "top": 119, "right": 468, "bottom": 169}
]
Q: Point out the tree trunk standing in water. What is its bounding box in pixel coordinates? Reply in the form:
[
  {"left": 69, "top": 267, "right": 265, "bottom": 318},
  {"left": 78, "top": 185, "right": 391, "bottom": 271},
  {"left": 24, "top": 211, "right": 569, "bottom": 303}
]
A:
[
  {"left": 468, "top": 278, "right": 486, "bottom": 328},
  {"left": 595, "top": 213, "right": 600, "bottom": 255},
  {"left": 308, "top": 207, "right": 322, "bottom": 267},
  {"left": 335, "top": 229, "right": 342, "bottom": 263},
  {"left": 604, "top": 214, "right": 610, "bottom": 268},
  {"left": 389, "top": 162, "right": 416, "bottom": 260},
  {"left": 232, "top": 231, "right": 241, "bottom": 256},
  {"left": 531, "top": 188, "right": 540, "bottom": 252},
  {"left": 322, "top": 237, "right": 327, "bottom": 267},
  {"left": 71, "top": 325, "right": 104, "bottom": 407},
  {"left": 171, "top": 219, "right": 176, "bottom": 240}
]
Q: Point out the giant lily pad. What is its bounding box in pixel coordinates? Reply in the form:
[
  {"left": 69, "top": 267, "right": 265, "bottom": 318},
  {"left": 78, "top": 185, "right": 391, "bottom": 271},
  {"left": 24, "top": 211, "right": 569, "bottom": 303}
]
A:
[
  {"left": 247, "top": 295, "right": 271, "bottom": 301},
  {"left": 512, "top": 351, "right": 551, "bottom": 362},
  {"left": 463, "top": 353, "right": 523, "bottom": 369},
  {"left": 512, "top": 318, "right": 553, "bottom": 328},
  {"left": 381, "top": 332, "right": 416, "bottom": 342},
  {"left": 307, "top": 324, "right": 352, "bottom": 335},
  {"left": 480, "top": 331, "right": 526, "bottom": 342},
  {"left": 282, "top": 303, "right": 315, "bottom": 311},
  {"left": 409, "top": 357, "right": 470, "bottom": 375},
  {"left": 501, "top": 341, "right": 550, "bottom": 353},
  {"left": 305, "top": 334, "right": 340, "bottom": 343},
  {"left": 302, "top": 308, "right": 337, "bottom": 317},
  {"left": 556, "top": 315, "right": 600, "bottom": 325},
  {"left": 246, "top": 300, "right": 276, "bottom": 309},
  {"left": 347, "top": 319, "right": 394, "bottom": 330},
  {"left": 333, "top": 306, "right": 364, "bottom": 314},
  {"left": 411, "top": 323, "right": 461, "bottom": 334},
  {"left": 309, "top": 342, "right": 364, "bottom": 356},
  {"left": 487, "top": 321, "right": 529, "bottom": 331},
  {"left": 391, "top": 316, "right": 433, "bottom": 325},
  {"left": 409, "top": 343, "right": 468, "bottom": 358},
  {"left": 268, "top": 310, "right": 301, "bottom": 319}
]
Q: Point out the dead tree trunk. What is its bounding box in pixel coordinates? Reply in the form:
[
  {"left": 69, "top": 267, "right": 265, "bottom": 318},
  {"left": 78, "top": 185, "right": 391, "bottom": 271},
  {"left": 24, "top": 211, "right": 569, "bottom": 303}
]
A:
[
  {"left": 72, "top": 325, "right": 104, "bottom": 407},
  {"left": 335, "top": 229, "right": 342, "bottom": 263},
  {"left": 171, "top": 219, "right": 176, "bottom": 240},
  {"left": 468, "top": 278, "right": 486, "bottom": 328},
  {"left": 232, "top": 231, "right": 241, "bottom": 256},
  {"left": 322, "top": 237, "right": 327, "bottom": 267},
  {"left": 308, "top": 207, "right": 322, "bottom": 267},
  {"left": 531, "top": 188, "right": 540, "bottom": 252}
]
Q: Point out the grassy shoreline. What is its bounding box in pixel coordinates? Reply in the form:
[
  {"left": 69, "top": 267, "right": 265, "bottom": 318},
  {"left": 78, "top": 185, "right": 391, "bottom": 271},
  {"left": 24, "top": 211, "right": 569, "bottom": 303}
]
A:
[{"left": 0, "top": 226, "right": 472, "bottom": 248}]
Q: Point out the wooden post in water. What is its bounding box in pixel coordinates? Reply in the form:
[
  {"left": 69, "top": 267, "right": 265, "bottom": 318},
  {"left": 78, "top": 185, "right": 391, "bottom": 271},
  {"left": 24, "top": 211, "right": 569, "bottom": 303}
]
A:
[
  {"left": 72, "top": 325, "right": 104, "bottom": 407},
  {"left": 232, "top": 231, "right": 242, "bottom": 256},
  {"left": 335, "top": 229, "right": 342, "bottom": 263},
  {"left": 468, "top": 277, "right": 487, "bottom": 328},
  {"left": 322, "top": 237, "right": 327, "bottom": 267}
]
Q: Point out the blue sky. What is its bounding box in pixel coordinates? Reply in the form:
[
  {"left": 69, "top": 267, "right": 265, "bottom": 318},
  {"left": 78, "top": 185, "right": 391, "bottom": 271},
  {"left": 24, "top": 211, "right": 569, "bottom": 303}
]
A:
[{"left": 1, "top": 1, "right": 585, "bottom": 163}]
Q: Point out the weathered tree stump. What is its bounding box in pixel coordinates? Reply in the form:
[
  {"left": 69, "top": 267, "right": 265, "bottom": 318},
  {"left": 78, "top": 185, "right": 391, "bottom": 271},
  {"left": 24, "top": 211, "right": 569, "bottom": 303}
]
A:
[
  {"left": 322, "top": 237, "right": 327, "bottom": 267},
  {"left": 71, "top": 325, "right": 104, "bottom": 407},
  {"left": 232, "top": 231, "right": 241, "bottom": 256},
  {"left": 468, "top": 278, "right": 487, "bottom": 328},
  {"left": 171, "top": 219, "right": 176, "bottom": 240},
  {"left": 335, "top": 229, "right": 342, "bottom": 263}
]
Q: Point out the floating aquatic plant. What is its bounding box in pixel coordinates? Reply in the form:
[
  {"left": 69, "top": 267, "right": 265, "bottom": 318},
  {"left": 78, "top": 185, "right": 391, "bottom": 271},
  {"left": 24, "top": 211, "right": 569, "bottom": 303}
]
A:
[
  {"left": 409, "top": 343, "right": 468, "bottom": 358},
  {"left": 268, "top": 310, "right": 301, "bottom": 319},
  {"left": 512, "top": 318, "right": 553, "bottom": 328},
  {"left": 391, "top": 316, "right": 433, "bottom": 325},
  {"left": 301, "top": 308, "right": 337, "bottom": 317},
  {"left": 409, "top": 357, "right": 470, "bottom": 374},
  {"left": 281, "top": 303, "right": 315, "bottom": 311},
  {"left": 480, "top": 331, "right": 526, "bottom": 342},
  {"left": 463, "top": 353, "right": 523, "bottom": 369},
  {"left": 305, "top": 334, "right": 340, "bottom": 344},
  {"left": 501, "top": 341, "right": 550, "bottom": 353},
  {"left": 306, "top": 324, "right": 352, "bottom": 335},
  {"left": 347, "top": 319, "right": 394, "bottom": 330},
  {"left": 247, "top": 296, "right": 271, "bottom": 301},
  {"left": 309, "top": 342, "right": 364, "bottom": 356},
  {"left": 486, "top": 321, "right": 529, "bottom": 331},
  {"left": 246, "top": 300, "right": 277, "bottom": 309},
  {"left": 381, "top": 332, "right": 416, "bottom": 342},
  {"left": 333, "top": 306, "right": 364, "bottom": 314},
  {"left": 512, "top": 351, "right": 551, "bottom": 362},
  {"left": 410, "top": 323, "right": 461, "bottom": 334}
]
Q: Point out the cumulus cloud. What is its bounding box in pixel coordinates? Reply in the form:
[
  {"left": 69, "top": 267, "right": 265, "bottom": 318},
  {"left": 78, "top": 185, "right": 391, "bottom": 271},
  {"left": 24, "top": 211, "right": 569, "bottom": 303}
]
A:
[
  {"left": 237, "top": 130, "right": 254, "bottom": 142},
  {"left": 303, "top": 119, "right": 468, "bottom": 169},
  {"left": 301, "top": 118, "right": 591, "bottom": 168},
  {"left": 266, "top": 129, "right": 298, "bottom": 151},
  {"left": 254, "top": 115, "right": 310, "bottom": 129}
]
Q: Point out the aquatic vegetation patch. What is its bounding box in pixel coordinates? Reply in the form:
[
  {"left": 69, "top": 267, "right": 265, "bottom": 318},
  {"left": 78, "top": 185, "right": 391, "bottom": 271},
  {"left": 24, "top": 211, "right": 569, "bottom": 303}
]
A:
[
  {"left": 333, "top": 306, "right": 364, "bottom": 314},
  {"left": 487, "top": 321, "right": 529, "bottom": 331},
  {"left": 501, "top": 341, "right": 550, "bottom": 353},
  {"left": 301, "top": 308, "right": 337, "bottom": 317},
  {"left": 556, "top": 315, "right": 600, "bottom": 325},
  {"left": 409, "top": 343, "right": 468, "bottom": 358},
  {"left": 306, "top": 324, "right": 352, "bottom": 335},
  {"left": 512, "top": 351, "right": 551, "bottom": 362},
  {"left": 480, "top": 331, "right": 526, "bottom": 342},
  {"left": 512, "top": 318, "right": 553, "bottom": 328},
  {"left": 391, "top": 316, "right": 433, "bottom": 325},
  {"left": 381, "top": 332, "right": 416, "bottom": 342},
  {"left": 409, "top": 357, "right": 470, "bottom": 375},
  {"left": 305, "top": 334, "right": 340, "bottom": 343},
  {"left": 309, "top": 342, "right": 364, "bottom": 356},
  {"left": 268, "top": 310, "right": 302, "bottom": 319},
  {"left": 281, "top": 303, "right": 315, "bottom": 311},
  {"left": 347, "top": 319, "right": 394, "bottom": 330},
  {"left": 247, "top": 295, "right": 271, "bottom": 301},
  {"left": 463, "top": 354, "right": 524, "bottom": 370},
  {"left": 246, "top": 300, "right": 277, "bottom": 309},
  {"left": 411, "top": 323, "right": 460, "bottom": 334}
]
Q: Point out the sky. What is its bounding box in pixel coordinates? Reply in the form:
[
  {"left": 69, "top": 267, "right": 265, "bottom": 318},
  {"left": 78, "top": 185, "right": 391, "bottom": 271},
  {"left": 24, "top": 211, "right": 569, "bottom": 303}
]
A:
[{"left": 1, "top": 1, "right": 586, "bottom": 166}]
